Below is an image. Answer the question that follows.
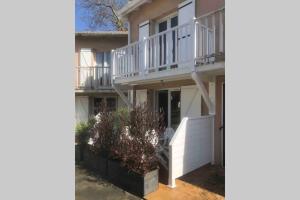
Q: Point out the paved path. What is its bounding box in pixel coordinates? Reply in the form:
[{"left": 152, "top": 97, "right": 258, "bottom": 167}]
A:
[
  {"left": 75, "top": 166, "right": 141, "bottom": 200},
  {"left": 145, "top": 164, "right": 225, "bottom": 200}
]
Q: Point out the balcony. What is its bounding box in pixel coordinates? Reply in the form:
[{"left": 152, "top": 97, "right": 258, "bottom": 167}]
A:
[
  {"left": 75, "top": 66, "right": 112, "bottom": 91},
  {"left": 112, "top": 10, "right": 224, "bottom": 84}
]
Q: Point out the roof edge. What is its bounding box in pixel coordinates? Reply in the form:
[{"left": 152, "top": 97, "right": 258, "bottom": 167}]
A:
[
  {"left": 75, "top": 31, "right": 128, "bottom": 37},
  {"left": 117, "top": 0, "right": 151, "bottom": 19}
]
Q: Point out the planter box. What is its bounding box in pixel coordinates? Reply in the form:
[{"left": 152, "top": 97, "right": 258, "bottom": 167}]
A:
[
  {"left": 107, "top": 160, "right": 159, "bottom": 197},
  {"left": 75, "top": 144, "right": 81, "bottom": 164},
  {"left": 75, "top": 144, "right": 85, "bottom": 164},
  {"left": 83, "top": 147, "right": 108, "bottom": 178}
]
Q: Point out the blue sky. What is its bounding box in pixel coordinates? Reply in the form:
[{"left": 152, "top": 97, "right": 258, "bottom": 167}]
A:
[
  {"left": 75, "top": 0, "right": 119, "bottom": 32},
  {"left": 75, "top": 0, "right": 91, "bottom": 32}
]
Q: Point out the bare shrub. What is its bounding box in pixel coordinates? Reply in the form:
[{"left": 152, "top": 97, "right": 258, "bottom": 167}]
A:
[{"left": 113, "top": 104, "right": 165, "bottom": 174}]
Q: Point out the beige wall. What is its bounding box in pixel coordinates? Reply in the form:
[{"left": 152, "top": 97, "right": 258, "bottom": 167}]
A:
[
  {"left": 75, "top": 36, "right": 128, "bottom": 67},
  {"left": 128, "top": 0, "right": 184, "bottom": 43},
  {"left": 196, "top": 0, "right": 224, "bottom": 17},
  {"left": 127, "top": 0, "right": 224, "bottom": 43}
]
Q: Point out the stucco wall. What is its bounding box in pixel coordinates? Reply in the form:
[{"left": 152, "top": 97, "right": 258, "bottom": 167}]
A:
[
  {"left": 196, "top": 0, "right": 224, "bottom": 16},
  {"left": 128, "top": 0, "right": 184, "bottom": 43},
  {"left": 75, "top": 36, "right": 128, "bottom": 67},
  {"left": 127, "top": 0, "right": 224, "bottom": 43}
]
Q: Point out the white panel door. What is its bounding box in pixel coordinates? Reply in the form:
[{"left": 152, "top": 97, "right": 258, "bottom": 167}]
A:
[
  {"left": 139, "top": 21, "right": 149, "bottom": 74},
  {"left": 80, "top": 48, "right": 93, "bottom": 87},
  {"left": 136, "top": 89, "right": 147, "bottom": 106},
  {"left": 75, "top": 96, "right": 89, "bottom": 123},
  {"left": 178, "top": 0, "right": 195, "bottom": 63},
  {"left": 181, "top": 85, "right": 201, "bottom": 118}
]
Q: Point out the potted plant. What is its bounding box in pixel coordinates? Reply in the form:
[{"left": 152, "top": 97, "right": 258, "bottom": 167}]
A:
[
  {"left": 108, "top": 104, "right": 164, "bottom": 197},
  {"left": 75, "top": 118, "right": 95, "bottom": 164}
]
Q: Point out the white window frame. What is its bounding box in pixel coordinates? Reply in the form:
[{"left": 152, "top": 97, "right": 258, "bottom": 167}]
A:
[
  {"left": 155, "top": 12, "right": 178, "bottom": 34},
  {"left": 155, "top": 88, "right": 181, "bottom": 128}
]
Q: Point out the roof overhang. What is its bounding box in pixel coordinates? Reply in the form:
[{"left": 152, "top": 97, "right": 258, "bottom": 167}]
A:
[
  {"left": 75, "top": 31, "right": 128, "bottom": 38},
  {"left": 117, "top": 0, "right": 152, "bottom": 20}
]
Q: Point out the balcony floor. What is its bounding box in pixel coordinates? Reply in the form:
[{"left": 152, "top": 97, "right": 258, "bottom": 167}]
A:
[{"left": 114, "top": 61, "right": 224, "bottom": 85}]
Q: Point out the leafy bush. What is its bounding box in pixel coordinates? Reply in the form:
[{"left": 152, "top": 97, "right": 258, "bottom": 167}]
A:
[{"left": 75, "top": 118, "right": 96, "bottom": 145}]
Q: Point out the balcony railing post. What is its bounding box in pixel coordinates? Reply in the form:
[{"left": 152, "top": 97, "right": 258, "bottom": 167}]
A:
[
  {"left": 111, "top": 50, "right": 114, "bottom": 84},
  {"left": 191, "top": 18, "right": 196, "bottom": 70}
]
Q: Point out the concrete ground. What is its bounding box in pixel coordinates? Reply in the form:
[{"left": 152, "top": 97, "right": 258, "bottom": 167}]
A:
[{"left": 75, "top": 166, "right": 141, "bottom": 200}]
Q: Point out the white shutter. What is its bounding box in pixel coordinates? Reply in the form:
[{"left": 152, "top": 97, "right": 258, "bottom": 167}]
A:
[
  {"left": 178, "top": 0, "right": 195, "bottom": 25},
  {"left": 75, "top": 96, "right": 89, "bottom": 123},
  {"left": 80, "top": 48, "right": 93, "bottom": 87},
  {"left": 178, "top": 0, "right": 195, "bottom": 63},
  {"left": 80, "top": 48, "right": 93, "bottom": 67},
  {"left": 139, "top": 21, "right": 149, "bottom": 41},
  {"left": 136, "top": 89, "right": 147, "bottom": 106},
  {"left": 139, "top": 21, "right": 150, "bottom": 74}
]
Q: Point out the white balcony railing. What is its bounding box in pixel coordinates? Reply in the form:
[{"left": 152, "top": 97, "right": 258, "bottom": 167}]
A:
[
  {"left": 112, "top": 12, "right": 224, "bottom": 81},
  {"left": 75, "top": 66, "right": 111, "bottom": 90}
]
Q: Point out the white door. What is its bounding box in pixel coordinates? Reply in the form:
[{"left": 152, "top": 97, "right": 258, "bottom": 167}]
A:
[
  {"left": 157, "top": 15, "right": 178, "bottom": 69},
  {"left": 178, "top": 0, "right": 195, "bottom": 64},
  {"left": 139, "top": 21, "right": 149, "bottom": 74},
  {"left": 75, "top": 96, "right": 89, "bottom": 123},
  {"left": 136, "top": 89, "right": 147, "bottom": 106},
  {"left": 80, "top": 48, "right": 93, "bottom": 87}
]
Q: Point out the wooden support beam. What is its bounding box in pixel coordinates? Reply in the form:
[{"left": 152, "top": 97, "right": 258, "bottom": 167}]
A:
[
  {"left": 112, "top": 84, "right": 133, "bottom": 109},
  {"left": 191, "top": 71, "right": 215, "bottom": 114}
]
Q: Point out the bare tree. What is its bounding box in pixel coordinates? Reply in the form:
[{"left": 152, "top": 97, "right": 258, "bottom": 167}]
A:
[{"left": 79, "top": 0, "right": 127, "bottom": 31}]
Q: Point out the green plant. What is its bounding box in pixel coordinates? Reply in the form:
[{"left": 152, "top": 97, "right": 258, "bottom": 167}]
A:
[{"left": 75, "top": 118, "right": 95, "bottom": 145}]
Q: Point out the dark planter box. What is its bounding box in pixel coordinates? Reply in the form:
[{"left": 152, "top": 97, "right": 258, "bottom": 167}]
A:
[
  {"left": 107, "top": 160, "right": 159, "bottom": 197},
  {"left": 83, "top": 147, "right": 108, "bottom": 178},
  {"left": 75, "top": 144, "right": 81, "bottom": 164},
  {"left": 75, "top": 144, "right": 86, "bottom": 164}
]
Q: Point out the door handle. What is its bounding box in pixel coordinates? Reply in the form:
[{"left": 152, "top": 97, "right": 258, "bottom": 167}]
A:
[{"left": 219, "top": 125, "right": 224, "bottom": 130}]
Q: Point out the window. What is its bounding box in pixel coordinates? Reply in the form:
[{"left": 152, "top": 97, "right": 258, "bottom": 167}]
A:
[
  {"left": 157, "top": 15, "right": 178, "bottom": 68},
  {"left": 95, "top": 51, "right": 111, "bottom": 86},
  {"left": 106, "top": 97, "right": 117, "bottom": 112},
  {"left": 93, "top": 97, "right": 103, "bottom": 115},
  {"left": 93, "top": 97, "right": 117, "bottom": 115}
]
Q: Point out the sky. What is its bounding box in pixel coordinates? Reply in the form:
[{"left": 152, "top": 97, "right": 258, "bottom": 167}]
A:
[
  {"left": 75, "top": 0, "right": 124, "bottom": 32},
  {"left": 75, "top": 0, "right": 91, "bottom": 32}
]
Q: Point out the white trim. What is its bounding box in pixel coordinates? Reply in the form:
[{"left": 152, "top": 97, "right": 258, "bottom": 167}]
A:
[
  {"left": 127, "top": 21, "right": 131, "bottom": 44},
  {"left": 178, "top": 0, "right": 193, "bottom": 9},
  {"left": 221, "top": 82, "right": 225, "bottom": 167},
  {"left": 80, "top": 48, "right": 92, "bottom": 52},
  {"left": 139, "top": 20, "right": 150, "bottom": 28},
  {"left": 117, "top": 0, "right": 152, "bottom": 19},
  {"left": 155, "top": 13, "right": 178, "bottom": 33}
]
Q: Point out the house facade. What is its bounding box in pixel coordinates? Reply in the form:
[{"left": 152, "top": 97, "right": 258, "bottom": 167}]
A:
[
  {"left": 111, "top": 0, "right": 225, "bottom": 187},
  {"left": 75, "top": 32, "right": 128, "bottom": 123}
]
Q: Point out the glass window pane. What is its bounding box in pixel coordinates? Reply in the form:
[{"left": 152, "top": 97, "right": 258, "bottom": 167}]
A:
[
  {"left": 159, "top": 21, "right": 167, "bottom": 32},
  {"left": 93, "top": 97, "right": 103, "bottom": 115},
  {"left": 106, "top": 97, "right": 116, "bottom": 111},
  {"left": 171, "top": 16, "right": 178, "bottom": 28}
]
